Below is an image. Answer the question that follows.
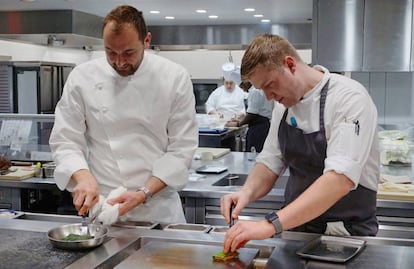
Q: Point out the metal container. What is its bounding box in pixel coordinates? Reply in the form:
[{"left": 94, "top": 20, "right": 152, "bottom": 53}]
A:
[
  {"left": 42, "top": 162, "right": 56, "bottom": 178},
  {"left": 210, "top": 225, "right": 229, "bottom": 233},
  {"left": 112, "top": 220, "right": 159, "bottom": 229},
  {"left": 164, "top": 223, "right": 212, "bottom": 233},
  {"left": 48, "top": 223, "right": 108, "bottom": 250}
]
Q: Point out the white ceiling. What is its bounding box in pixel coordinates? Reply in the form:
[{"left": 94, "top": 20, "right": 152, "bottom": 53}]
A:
[{"left": 0, "top": 0, "right": 313, "bottom": 26}]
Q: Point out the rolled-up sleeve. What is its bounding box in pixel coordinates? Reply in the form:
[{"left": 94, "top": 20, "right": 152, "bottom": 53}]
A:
[{"left": 324, "top": 90, "right": 377, "bottom": 189}]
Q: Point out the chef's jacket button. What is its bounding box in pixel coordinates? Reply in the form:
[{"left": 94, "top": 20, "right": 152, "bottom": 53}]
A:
[
  {"left": 119, "top": 155, "right": 123, "bottom": 159},
  {"left": 102, "top": 107, "right": 108, "bottom": 113}
]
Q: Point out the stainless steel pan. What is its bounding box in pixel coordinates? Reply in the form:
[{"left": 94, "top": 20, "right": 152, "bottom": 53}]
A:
[{"left": 48, "top": 223, "right": 108, "bottom": 250}]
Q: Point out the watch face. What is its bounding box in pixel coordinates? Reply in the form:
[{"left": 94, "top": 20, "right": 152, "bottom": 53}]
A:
[{"left": 266, "top": 211, "right": 277, "bottom": 221}]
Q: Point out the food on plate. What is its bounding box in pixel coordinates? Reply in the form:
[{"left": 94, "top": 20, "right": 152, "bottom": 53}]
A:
[
  {"left": 212, "top": 250, "right": 239, "bottom": 262},
  {"left": 61, "top": 233, "right": 94, "bottom": 241}
]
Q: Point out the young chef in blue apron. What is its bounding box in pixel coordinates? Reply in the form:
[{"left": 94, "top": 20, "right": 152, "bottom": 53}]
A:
[{"left": 220, "top": 34, "right": 380, "bottom": 253}]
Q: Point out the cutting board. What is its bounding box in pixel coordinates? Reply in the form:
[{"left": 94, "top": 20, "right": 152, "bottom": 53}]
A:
[
  {"left": 377, "top": 183, "right": 414, "bottom": 201},
  {"left": 377, "top": 191, "right": 414, "bottom": 201},
  {"left": 196, "top": 147, "right": 231, "bottom": 159},
  {"left": 0, "top": 166, "right": 35, "bottom": 180},
  {"left": 115, "top": 241, "right": 259, "bottom": 269}
]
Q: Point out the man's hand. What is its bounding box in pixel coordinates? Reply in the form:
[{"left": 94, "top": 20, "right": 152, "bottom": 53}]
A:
[
  {"left": 71, "top": 169, "right": 100, "bottom": 216},
  {"left": 225, "top": 119, "right": 239, "bottom": 127},
  {"left": 223, "top": 220, "right": 275, "bottom": 253},
  {"left": 0, "top": 156, "right": 11, "bottom": 170},
  {"left": 220, "top": 191, "right": 250, "bottom": 226},
  {"left": 106, "top": 191, "right": 146, "bottom": 216}
]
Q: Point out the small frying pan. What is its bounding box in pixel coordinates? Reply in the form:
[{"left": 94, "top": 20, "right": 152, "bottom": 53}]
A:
[{"left": 48, "top": 223, "right": 108, "bottom": 250}]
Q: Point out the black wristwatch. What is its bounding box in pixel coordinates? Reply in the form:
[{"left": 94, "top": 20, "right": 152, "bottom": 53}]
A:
[{"left": 265, "top": 211, "right": 283, "bottom": 235}]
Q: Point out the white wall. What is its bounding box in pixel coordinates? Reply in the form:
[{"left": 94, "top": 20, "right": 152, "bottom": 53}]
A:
[
  {"left": 0, "top": 38, "right": 312, "bottom": 79},
  {"left": 157, "top": 49, "right": 312, "bottom": 79},
  {"left": 0, "top": 40, "right": 91, "bottom": 64}
]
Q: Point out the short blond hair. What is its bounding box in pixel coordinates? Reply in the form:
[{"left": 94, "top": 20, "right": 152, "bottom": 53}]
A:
[{"left": 241, "top": 34, "right": 303, "bottom": 81}]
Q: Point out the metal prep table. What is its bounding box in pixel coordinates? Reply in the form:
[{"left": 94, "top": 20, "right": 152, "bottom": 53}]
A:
[
  {"left": 1, "top": 213, "right": 414, "bottom": 269},
  {"left": 1, "top": 152, "right": 414, "bottom": 238},
  {"left": 198, "top": 126, "right": 247, "bottom": 151}
]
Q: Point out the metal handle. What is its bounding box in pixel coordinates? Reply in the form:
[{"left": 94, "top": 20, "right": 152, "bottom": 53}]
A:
[{"left": 229, "top": 203, "right": 235, "bottom": 228}]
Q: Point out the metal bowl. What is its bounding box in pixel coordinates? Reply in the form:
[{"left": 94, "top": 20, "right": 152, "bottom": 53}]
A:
[{"left": 48, "top": 223, "right": 108, "bottom": 250}]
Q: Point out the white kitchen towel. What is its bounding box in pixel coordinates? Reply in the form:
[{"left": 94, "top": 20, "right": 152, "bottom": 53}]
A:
[
  {"left": 90, "top": 186, "right": 127, "bottom": 225},
  {"left": 325, "top": 221, "right": 351, "bottom": 236},
  {"left": 89, "top": 194, "right": 105, "bottom": 218}
]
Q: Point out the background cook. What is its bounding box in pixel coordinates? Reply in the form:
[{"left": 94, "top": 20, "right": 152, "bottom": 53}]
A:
[{"left": 205, "top": 62, "right": 247, "bottom": 121}]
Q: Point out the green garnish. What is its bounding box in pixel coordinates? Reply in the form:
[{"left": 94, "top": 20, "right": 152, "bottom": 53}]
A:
[
  {"left": 61, "top": 233, "right": 94, "bottom": 241},
  {"left": 212, "top": 250, "right": 239, "bottom": 262},
  {"left": 213, "top": 251, "right": 229, "bottom": 258}
]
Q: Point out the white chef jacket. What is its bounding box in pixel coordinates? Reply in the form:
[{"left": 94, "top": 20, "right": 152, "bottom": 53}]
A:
[
  {"left": 49, "top": 52, "right": 198, "bottom": 223},
  {"left": 205, "top": 85, "right": 246, "bottom": 120},
  {"left": 257, "top": 66, "right": 380, "bottom": 191},
  {"left": 246, "top": 87, "right": 274, "bottom": 119}
]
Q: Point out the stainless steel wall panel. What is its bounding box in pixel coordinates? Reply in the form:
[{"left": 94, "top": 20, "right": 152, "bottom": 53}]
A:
[
  {"left": 312, "top": 0, "right": 364, "bottom": 71},
  {"left": 363, "top": 0, "right": 412, "bottom": 71},
  {"left": 383, "top": 72, "right": 412, "bottom": 123},
  {"left": 149, "top": 23, "right": 312, "bottom": 50}
]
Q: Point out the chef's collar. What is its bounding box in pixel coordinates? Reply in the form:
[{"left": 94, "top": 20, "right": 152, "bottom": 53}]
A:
[
  {"left": 106, "top": 51, "right": 148, "bottom": 80},
  {"left": 300, "top": 65, "right": 330, "bottom": 103}
]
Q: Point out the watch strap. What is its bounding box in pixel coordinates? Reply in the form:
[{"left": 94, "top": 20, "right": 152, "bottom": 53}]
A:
[
  {"left": 266, "top": 211, "right": 283, "bottom": 235},
  {"left": 271, "top": 216, "right": 283, "bottom": 235}
]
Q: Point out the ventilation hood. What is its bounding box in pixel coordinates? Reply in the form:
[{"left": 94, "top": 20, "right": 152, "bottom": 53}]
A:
[
  {"left": 0, "top": 10, "right": 311, "bottom": 51},
  {"left": 0, "top": 10, "right": 103, "bottom": 49},
  {"left": 148, "top": 23, "right": 312, "bottom": 51}
]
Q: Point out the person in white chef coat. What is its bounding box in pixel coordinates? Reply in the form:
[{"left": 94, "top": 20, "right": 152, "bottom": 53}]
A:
[
  {"left": 205, "top": 63, "right": 247, "bottom": 121},
  {"left": 226, "top": 81, "right": 273, "bottom": 153},
  {"left": 221, "top": 34, "right": 380, "bottom": 253},
  {"left": 49, "top": 5, "right": 198, "bottom": 224}
]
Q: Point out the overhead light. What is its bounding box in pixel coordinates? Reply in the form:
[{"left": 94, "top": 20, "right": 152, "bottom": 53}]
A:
[
  {"left": 20, "top": 0, "right": 36, "bottom": 2},
  {"left": 254, "top": 14, "right": 264, "bottom": 18},
  {"left": 261, "top": 19, "right": 271, "bottom": 23},
  {"left": 165, "top": 16, "right": 175, "bottom": 20},
  {"left": 196, "top": 10, "right": 207, "bottom": 13},
  {"left": 208, "top": 15, "right": 218, "bottom": 19},
  {"left": 244, "top": 8, "right": 255, "bottom": 12},
  {"left": 150, "top": 10, "right": 160, "bottom": 14}
]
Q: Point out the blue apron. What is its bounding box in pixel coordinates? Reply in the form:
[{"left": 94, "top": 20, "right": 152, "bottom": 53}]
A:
[{"left": 277, "top": 80, "right": 378, "bottom": 236}]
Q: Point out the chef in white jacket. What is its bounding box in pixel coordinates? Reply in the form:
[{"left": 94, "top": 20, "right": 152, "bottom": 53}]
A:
[
  {"left": 205, "top": 63, "right": 247, "bottom": 121},
  {"left": 49, "top": 5, "right": 198, "bottom": 223}
]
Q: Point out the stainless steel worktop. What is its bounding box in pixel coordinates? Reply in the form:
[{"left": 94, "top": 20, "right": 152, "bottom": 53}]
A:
[
  {"left": 1, "top": 152, "right": 413, "bottom": 229},
  {"left": 1, "top": 214, "right": 414, "bottom": 269},
  {"left": 1, "top": 152, "right": 412, "bottom": 193}
]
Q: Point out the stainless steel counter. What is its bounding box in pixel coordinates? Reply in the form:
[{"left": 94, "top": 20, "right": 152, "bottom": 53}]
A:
[{"left": 1, "top": 214, "right": 414, "bottom": 269}]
